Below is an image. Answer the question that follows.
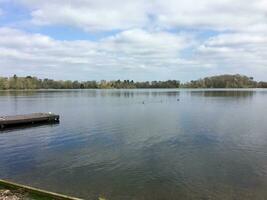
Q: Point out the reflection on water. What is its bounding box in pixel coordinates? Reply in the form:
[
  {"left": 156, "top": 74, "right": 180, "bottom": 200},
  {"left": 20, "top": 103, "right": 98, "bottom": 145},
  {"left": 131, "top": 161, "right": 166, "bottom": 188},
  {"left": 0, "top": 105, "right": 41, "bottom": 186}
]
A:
[
  {"left": 189, "top": 90, "right": 255, "bottom": 98},
  {"left": 0, "top": 121, "right": 60, "bottom": 133},
  {"left": 0, "top": 89, "right": 267, "bottom": 200}
]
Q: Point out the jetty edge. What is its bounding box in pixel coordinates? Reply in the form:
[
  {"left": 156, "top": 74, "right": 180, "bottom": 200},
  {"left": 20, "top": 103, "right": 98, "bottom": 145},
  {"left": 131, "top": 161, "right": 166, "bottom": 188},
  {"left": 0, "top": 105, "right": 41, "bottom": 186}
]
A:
[
  {"left": 0, "top": 113, "right": 60, "bottom": 129},
  {"left": 0, "top": 179, "right": 83, "bottom": 200}
]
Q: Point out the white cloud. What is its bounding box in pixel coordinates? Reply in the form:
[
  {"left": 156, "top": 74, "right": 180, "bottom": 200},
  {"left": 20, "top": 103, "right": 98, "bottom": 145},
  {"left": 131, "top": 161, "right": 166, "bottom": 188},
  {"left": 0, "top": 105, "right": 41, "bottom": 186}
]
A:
[
  {"left": 195, "top": 31, "right": 267, "bottom": 79},
  {"left": 1, "top": 1, "right": 267, "bottom": 80},
  {"left": 198, "top": 32, "right": 267, "bottom": 60},
  {"left": 0, "top": 28, "right": 196, "bottom": 80},
  {"left": 154, "top": 0, "right": 267, "bottom": 31},
  {"left": 16, "top": 0, "right": 267, "bottom": 32},
  {"left": 1, "top": 27, "right": 267, "bottom": 81},
  {"left": 18, "top": 0, "right": 150, "bottom": 31},
  {"left": 101, "top": 29, "right": 193, "bottom": 58}
]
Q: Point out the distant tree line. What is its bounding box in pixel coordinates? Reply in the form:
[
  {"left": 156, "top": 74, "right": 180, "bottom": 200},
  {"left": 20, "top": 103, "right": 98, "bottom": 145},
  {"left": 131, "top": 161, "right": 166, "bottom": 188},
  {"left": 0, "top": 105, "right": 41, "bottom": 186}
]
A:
[
  {"left": 0, "top": 75, "right": 180, "bottom": 89},
  {"left": 0, "top": 74, "right": 266, "bottom": 90},
  {"left": 181, "top": 74, "right": 267, "bottom": 88}
]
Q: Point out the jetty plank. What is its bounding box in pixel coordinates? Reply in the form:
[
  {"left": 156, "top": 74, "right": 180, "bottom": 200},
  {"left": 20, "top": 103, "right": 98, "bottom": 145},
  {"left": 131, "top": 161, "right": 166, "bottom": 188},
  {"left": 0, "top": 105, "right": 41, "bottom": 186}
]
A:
[{"left": 0, "top": 113, "right": 59, "bottom": 128}]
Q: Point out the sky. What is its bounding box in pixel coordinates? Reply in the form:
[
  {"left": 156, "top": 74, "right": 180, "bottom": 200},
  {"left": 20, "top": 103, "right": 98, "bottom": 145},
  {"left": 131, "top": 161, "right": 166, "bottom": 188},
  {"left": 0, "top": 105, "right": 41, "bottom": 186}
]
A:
[{"left": 0, "top": 0, "right": 267, "bottom": 82}]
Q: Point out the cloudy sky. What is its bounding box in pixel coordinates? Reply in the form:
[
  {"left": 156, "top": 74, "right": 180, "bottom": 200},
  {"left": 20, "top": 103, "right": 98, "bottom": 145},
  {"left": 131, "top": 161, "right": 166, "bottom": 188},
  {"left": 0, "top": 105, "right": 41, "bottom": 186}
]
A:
[{"left": 0, "top": 0, "right": 267, "bottom": 81}]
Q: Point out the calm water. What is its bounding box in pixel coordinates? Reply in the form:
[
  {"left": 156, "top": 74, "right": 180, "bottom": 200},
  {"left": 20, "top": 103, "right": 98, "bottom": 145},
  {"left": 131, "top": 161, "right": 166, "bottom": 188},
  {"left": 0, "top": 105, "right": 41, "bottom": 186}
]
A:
[{"left": 0, "top": 89, "right": 267, "bottom": 200}]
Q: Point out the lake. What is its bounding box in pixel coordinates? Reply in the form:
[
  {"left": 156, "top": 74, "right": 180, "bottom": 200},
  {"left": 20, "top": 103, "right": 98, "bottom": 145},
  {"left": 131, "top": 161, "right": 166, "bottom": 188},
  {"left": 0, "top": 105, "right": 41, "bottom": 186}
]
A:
[{"left": 0, "top": 89, "right": 267, "bottom": 200}]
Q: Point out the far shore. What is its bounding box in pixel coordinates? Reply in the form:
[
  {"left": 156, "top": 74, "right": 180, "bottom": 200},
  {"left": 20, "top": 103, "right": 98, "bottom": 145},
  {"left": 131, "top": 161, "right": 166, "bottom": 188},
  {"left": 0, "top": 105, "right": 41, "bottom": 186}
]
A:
[{"left": 0, "top": 88, "right": 267, "bottom": 91}]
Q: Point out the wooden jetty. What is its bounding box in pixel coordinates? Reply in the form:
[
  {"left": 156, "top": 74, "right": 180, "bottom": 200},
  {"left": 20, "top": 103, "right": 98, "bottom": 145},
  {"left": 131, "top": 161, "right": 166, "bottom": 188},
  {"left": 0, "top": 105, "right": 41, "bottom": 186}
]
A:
[
  {"left": 0, "top": 179, "right": 82, "bottom": 200},
  {"left": 0, "top": 113, "right": 60, "bottom": 129}
]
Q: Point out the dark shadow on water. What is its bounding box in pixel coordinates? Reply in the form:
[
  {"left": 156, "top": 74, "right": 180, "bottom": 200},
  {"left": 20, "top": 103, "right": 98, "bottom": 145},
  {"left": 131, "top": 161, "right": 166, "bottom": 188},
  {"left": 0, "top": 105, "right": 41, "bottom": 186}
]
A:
[
  {"left": 0, "top": 89, "right": 181, "bottom": 98},
  {"left": 0, "top": 121, "right": 60, "bottom": 133},
  {"left": 189, "top": 90, "right": 255, "bottom": 98}
]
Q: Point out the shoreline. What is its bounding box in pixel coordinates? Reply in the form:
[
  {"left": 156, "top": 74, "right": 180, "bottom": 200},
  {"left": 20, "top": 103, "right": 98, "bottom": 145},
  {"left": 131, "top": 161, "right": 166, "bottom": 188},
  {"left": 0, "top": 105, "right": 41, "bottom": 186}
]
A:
[
  {"left": 0, "top": 179, "right": 82, "bottom": 200},
  {"left": 0, "top": 88, "right": 267, "bottom": 91}
]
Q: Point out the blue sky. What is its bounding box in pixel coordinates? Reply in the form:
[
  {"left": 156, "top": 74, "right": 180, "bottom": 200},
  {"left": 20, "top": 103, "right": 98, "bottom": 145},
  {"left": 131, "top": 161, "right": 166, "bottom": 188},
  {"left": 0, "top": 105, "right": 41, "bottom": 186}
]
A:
[{"left": 0, "top": 0, "right": 267, "bottom": 81}]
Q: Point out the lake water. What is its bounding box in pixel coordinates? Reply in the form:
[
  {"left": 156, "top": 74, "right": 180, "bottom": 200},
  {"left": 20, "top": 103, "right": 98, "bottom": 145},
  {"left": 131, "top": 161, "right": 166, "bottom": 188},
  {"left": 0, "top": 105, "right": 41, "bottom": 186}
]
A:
[{"left": 0, "top": 89, "right": 267, "bottom": 200}]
